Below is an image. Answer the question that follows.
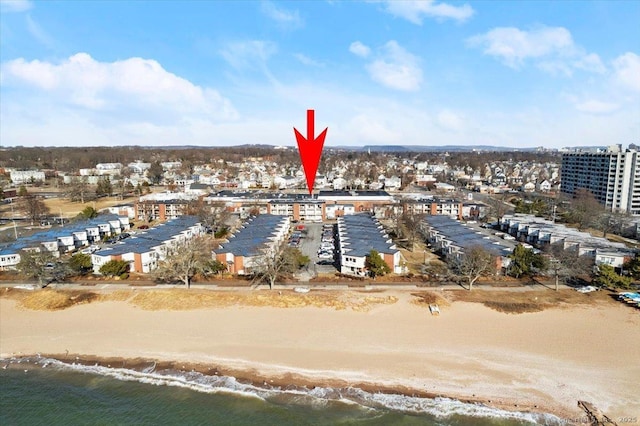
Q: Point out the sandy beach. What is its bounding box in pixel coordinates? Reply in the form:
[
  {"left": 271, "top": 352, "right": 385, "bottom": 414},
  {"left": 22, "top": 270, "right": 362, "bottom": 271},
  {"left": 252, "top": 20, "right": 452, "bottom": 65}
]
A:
[{"left": 1, "top": 289, "right": 638, "bottom": 420}]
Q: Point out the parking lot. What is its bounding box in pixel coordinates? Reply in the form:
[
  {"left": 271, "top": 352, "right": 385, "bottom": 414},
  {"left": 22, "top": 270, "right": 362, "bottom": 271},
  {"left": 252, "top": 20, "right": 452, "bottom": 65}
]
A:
[{"left": 291, "top": 222, "right": 338, "bottom": 276}]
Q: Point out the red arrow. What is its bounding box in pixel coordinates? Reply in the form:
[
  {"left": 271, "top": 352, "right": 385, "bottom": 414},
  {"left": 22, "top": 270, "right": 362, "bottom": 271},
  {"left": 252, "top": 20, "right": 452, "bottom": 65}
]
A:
[{"left": 294, "top": 109, "right": 328, "bottom": 195}]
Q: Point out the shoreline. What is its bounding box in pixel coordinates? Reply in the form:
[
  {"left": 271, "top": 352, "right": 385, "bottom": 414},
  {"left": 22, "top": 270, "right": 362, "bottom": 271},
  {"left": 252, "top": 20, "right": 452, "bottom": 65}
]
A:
[
  {"left": 2, "top": 290, "right": 638, "bottom": 423},
  {"left": 1, "top": 352, "right": 567, "bottom": 422}
]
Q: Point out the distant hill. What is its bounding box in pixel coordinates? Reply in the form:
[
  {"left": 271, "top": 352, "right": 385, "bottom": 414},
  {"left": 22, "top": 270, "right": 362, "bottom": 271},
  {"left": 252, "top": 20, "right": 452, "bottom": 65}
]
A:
[{"left": 171, "top": 144, "right": 544, "bottom": 153}]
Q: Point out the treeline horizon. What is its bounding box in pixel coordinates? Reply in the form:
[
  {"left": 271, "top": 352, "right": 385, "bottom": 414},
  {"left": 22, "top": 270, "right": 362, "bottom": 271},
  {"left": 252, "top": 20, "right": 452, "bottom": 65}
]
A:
[{"left": 0, "top": 146, "right": 560, "bottom": 175}]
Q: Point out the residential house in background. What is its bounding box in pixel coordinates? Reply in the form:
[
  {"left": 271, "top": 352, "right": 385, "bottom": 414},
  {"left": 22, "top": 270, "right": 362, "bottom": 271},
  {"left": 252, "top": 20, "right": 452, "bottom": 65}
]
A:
[{"left": 9, "top": 170, "right": 45, "bottom": 184}]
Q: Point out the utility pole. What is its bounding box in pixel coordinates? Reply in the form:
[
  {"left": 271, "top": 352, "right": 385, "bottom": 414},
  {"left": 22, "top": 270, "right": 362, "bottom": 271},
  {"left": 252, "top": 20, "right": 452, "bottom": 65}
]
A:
[{"left": 9, "top": 200, "right": 19, "bottom": 239}]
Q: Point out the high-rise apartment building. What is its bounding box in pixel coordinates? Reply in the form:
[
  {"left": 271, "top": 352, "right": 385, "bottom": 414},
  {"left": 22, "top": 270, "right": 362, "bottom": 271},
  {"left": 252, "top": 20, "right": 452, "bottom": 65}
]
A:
[{"left": 561, "top": 145, "right": 640, "bottom": 215}]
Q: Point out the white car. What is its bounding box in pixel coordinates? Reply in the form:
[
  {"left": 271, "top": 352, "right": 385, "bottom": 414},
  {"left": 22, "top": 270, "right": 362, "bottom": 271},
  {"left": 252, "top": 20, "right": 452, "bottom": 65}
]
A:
[
  {"left": 318, "top": 252, "right": 334, "bottom": 259},
  {"left": 576, "top": 286, "right": 599, "bottom": 293}
]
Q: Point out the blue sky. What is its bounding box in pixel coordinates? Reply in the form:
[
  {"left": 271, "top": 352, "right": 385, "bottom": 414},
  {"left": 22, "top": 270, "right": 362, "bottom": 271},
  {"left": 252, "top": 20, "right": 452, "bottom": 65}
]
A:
[{"left": 1, "top": 0, "right": 639, "bottom": 148}]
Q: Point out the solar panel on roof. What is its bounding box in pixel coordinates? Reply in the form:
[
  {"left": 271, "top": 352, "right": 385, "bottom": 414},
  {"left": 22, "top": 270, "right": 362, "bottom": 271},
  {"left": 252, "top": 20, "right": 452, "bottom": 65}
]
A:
[
  {"left": 216, "top": 214, "right": 289, "bottom": 257},
  {"left": 337, "top": 214, "right": 397, "bottom": 257}
]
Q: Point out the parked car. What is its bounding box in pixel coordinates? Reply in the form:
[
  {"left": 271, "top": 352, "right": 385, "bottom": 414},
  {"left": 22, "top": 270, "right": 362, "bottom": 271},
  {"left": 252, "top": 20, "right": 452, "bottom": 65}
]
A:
[
  {"left": 318, "top": 252, "right": 334, "bottom": 259},
  {"left": 80, "top": 246, "right": 98, "bottom": 255},
  {"left": 316, "top": 259, "right": 334, "bottom": 265}
]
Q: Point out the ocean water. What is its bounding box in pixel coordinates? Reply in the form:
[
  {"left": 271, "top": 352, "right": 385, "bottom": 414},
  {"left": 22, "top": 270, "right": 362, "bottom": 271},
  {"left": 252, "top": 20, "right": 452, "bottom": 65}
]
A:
[{"left": 0, "top": 358, "right": 562, "bottom": 425}]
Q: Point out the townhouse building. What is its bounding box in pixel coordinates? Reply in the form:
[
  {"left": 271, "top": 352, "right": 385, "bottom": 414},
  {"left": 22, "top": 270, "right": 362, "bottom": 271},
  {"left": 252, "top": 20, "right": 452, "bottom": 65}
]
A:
[
  {"left": 421, "top": 215, "right": 514, "bottom": 270},
  {"left": 214, "top": 214, "right": 291, "bottom": 275},
  {"left": 499, "top": 214, "right": 635, "bottom": 268},
  {"left": 337, "top": 214, "right": 402, "bottom": 277},
  {"left": 91, "top": 216, "right": 204, "bottom": 274},
  {"left": 0, "top": 215, "right": 130, "bottom": 270}
]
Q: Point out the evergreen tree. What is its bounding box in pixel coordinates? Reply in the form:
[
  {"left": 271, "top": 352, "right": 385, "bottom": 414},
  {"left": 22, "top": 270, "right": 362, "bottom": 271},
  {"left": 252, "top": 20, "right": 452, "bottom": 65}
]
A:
[
  {"left": 69, "top": 253, "right": 93, "bottom": 274},
  {"left": 99, "top": 260, "right": 130, "bottom": 277},
  {"left": 594, "top": 264, "right": 632, "bottom": 289},
  {"left": 77, "top": 206, "right": 99, "bottom": 219},
  {"left": 623, "top": 254, "right": 640, "bottom": 280},
  {"left": 366, "top": 250, "right": 391, "bottom": 278},
  {"left": 508, "top": 244, "right": 547, "bottom": 278}
]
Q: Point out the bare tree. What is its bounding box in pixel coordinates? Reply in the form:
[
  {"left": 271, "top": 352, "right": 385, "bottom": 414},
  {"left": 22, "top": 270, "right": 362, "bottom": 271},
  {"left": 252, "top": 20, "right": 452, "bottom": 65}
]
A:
[
  {"left": 154, "top": 237, "right": 219, "bottom": 288},
  {"left": 186, "top": 200, "right": 230, "bottom": 235},
  {"left": 401, "top": 211, "right": 425, "bottom": 252},
  {"left": 17, "top": 250, "right": 56, "bottom": 287},
  {"left": 484, "top": 193, "right": 510, "bottom": 222},
  {"left": 543, "top": 243, "right": 594, "bottom": 290},
  {"left": 565, "top": 189, "right": 603, "bottom": 231},
  {"left": 250, "top": 245, "right": 301, "bottom": 289},
  {"left": 448, "top": 246, "right": 496, "bottom": 290},
  {"left": 594, "top": 209, "right": 633, "bottom": 238},
  {"left": 386, "top": 206, "right": 404, "bottom": 239},
  {"left": 147, "top": 161, "right": 164, "bottom": 185},
  {"left": 66, "top": 177, "right": 93, "bottom": 204},
  {"left": 24, "top": 195, "right": 50, "bottom": 225}
]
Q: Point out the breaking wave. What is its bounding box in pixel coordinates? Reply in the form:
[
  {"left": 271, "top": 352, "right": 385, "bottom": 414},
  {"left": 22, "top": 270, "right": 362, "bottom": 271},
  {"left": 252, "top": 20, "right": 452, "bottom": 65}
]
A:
[{"left": 1, "top": 356, "right": 564, "bottom": 425}]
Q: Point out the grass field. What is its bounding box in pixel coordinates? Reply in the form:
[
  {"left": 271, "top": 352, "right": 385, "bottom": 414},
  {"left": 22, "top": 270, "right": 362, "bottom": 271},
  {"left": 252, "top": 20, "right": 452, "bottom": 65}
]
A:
[
  {"left": 0, "top": 184, "right": 151, "bottom": 220},
  {"left": 42, "top": 196, "right": 136, "bottom": 218}
]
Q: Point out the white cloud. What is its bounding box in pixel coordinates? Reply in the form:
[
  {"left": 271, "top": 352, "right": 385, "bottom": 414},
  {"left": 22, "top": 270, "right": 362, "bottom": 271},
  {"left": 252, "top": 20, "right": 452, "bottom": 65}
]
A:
[
  {"left": 26, "top": 15, "right": 53, "bottom": 48},
  {"left": 573, "top": 53, "right": 606, "bottom": 74},
  {"left": 468, "top": 26, "right": 609, "bottom": 77},
  {"left": 468, "top": 26, "right": 574, "bottom": 69},
  {"left": 0, "top": 0, "right": 32, "bottom": 13},
  {"left": 436, "top": 109, "right": 464, "bottom": 132},
  {"left": 379, "top": 0, "right": 474, "bottom": 24},
  {"left": 575, "top": 100, "right": 619, "bottom": 114},
  {"left": 612, "top": 52, "right": 640, "bottom": 93},
  {"left": 536, "top": 60, "right": 573, "bottom": 77},
  {"left": 294, "top": 53, "right": 323, "bottom": 67},
  {"left": 219, "top": 40, "right": 277, "bottom": 71},
  {"left": 1, "top": 51, "right": 637, "bottom": 149},
  {"left": 261, "top": 1, "right": 303, "bottom": 29},
  {"left": 1, "top": 53, "right": 237, "bottom": 119},
  {"left": 347, "top": 113, "right": 401, "bottom": 143},
  {"left": 349, "top": 41, "right": 371, "bottom": 58},
  {"left": 362, "top": 40, "right": 423, "bottom": 91}
]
